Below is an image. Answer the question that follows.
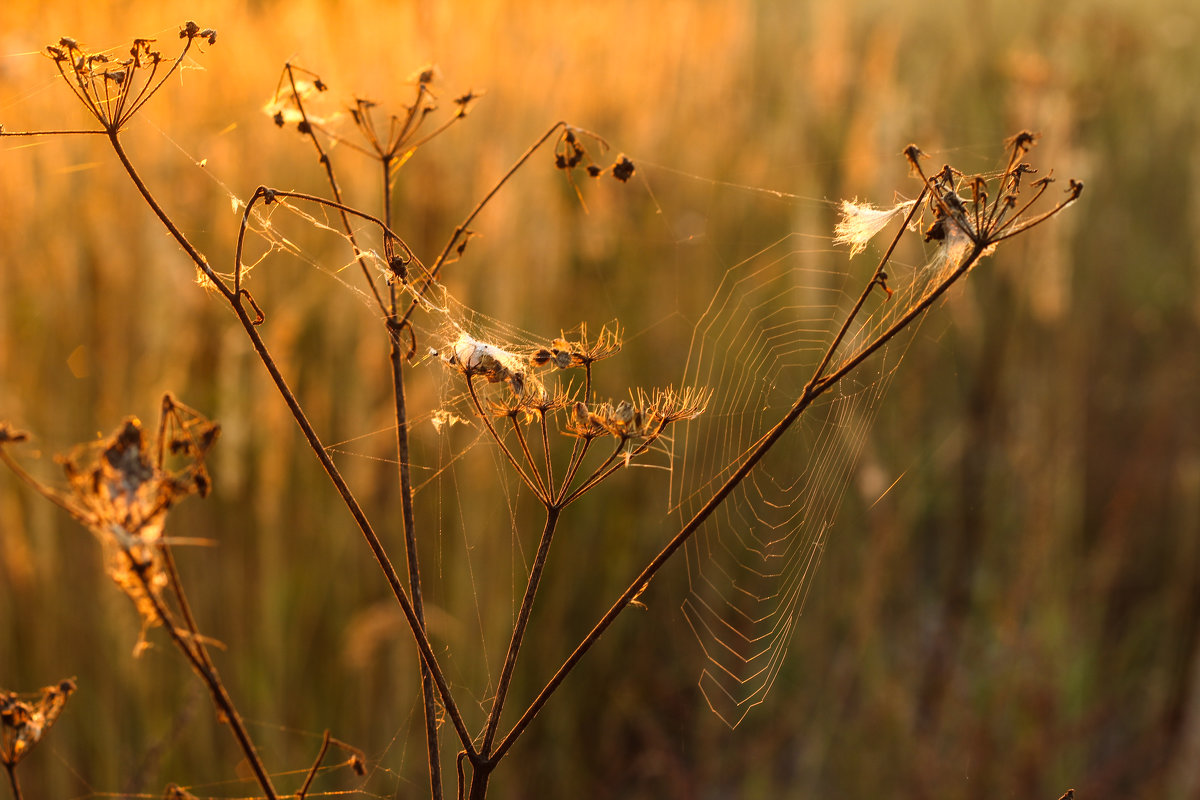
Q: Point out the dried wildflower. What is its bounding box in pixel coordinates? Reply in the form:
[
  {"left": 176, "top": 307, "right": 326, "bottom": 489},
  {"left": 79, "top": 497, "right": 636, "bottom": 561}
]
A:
[
  {"left": 587, "top": 399, "right": 646, "bottom": 439},
  {"left": 611, "top": 155, "right": 635, "bottom": 182},
  {"left": 453, "top": 89, "right": 483, "bottom": 117},
  {"left": 410, "top": 64, "right": 441, "bottom": 85},
  {"left": 264, "top": 78, "right": 331, "bottom": 126},
  {"left": 0, "top": 397, "right": 218, "bottom": 649},
  {"left": 641, "top": 385, "right": 711, "bottom": 426},
  {"left": 532, "top": 324, "right": 622, "bottom": 371},
  {"left": 269, "top": 61, "right": 474, "bottom": 180},
  {"left": 0, "top": 423, "right": 29, "bottom": 444},
  {"left": 43, "top": 22, "right": 214, "bottom": 133},
  {"left": 441, "top": 332, "right": 541, "bottom": 397},
  {"left": 565, "top": 401, "right": 607, "bottom": 439},
  {"left": 555, "top": 129, "right": 587, "bottom": 170},
  {"left": 841, "top": 134, "right": 1082, "bottom": 273},
  {"left": 1, "top": 678, "right": 76, "bottom": 767}
]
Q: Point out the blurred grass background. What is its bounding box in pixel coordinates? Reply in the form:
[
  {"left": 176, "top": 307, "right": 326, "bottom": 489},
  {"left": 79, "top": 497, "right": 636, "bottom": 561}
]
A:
[{"left": 1, "top": 0, "right": 1198, "bottom": 798}]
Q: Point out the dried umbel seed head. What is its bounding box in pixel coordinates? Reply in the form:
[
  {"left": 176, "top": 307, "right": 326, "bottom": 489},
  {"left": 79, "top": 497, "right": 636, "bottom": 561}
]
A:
[
  {"left": 442, "top": 332, "right": 542, "bottom": 397},
  {"left": 565, "top": 387, "right": 710, "bottom": 442},
  {"left": 0, "top": 423, "right": 29, "bottom": 444},
  {"left": 566, "top": 401, "right": 607, "bottom": 439},
  {"left": 611, "top": 155, "right": 635, "bottom": 182},
  {"left": 532, "top": 324, "right": 622, "bottom": 371},
  {"left": 44, "top": 21, "right": 214, "bottom": 133},
  {"left": 0, "top": 678, "right": 76, "bottom": 767},
  {"left": 178, "top": 21, "right": 217, "bottom": 44},
  {"left": 0, "top": 397, "right": 219, "bottom": 647},
  {"left": 453, "top": 89, "right": 483, "bottom": 117},
  {"left": 837, "top": 133, "right": 1082, "bottom": 267}
]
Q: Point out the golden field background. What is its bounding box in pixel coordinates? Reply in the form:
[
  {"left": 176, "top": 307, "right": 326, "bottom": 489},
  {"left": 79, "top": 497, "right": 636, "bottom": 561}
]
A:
[{"left": 1, "top": 0, "right": 1199, "bottom": 798}]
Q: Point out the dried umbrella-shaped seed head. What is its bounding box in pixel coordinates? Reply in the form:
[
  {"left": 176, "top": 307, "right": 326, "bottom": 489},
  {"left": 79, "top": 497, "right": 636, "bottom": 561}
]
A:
[
  {"left": 1, "top": 678, "right": 76, "bottom": 767},
  {"left": 835, "top": 132, "right": 1082, "bottom": 270},
  {"left": 57, "top": 410, "right": 218, "bottom": 642},
  {"left": 0, "top": 397, "right": 219, "bottom": 650},
  {"left": 568, "top": 387, "right": 712, "bottom": 441},
  {"left": 441, "top": 331, "right": 543, "bottom": 398},
  {"left": 530, "top": 324, "right": 622, "bottom": 370},
  {"left": 43, "top": 22, "right": 215, "bottom": 133}
]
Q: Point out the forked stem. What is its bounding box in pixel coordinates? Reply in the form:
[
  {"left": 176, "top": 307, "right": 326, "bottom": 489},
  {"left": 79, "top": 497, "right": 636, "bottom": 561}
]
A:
[
  {"left": 103, "top": 132, "right": 477, "bottom": 759},
  {"left": 480, "top": 506, "right": 563, "bottom": 754}
]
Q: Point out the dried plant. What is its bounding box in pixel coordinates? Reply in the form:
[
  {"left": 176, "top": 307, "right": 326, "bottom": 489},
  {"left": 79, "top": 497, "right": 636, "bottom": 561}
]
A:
[
  {"left": 1, "top": 679, "right": 75, "bottom": 800},
  {"left": 0, "top": 19, "right": 1081, "bottom": 800}
]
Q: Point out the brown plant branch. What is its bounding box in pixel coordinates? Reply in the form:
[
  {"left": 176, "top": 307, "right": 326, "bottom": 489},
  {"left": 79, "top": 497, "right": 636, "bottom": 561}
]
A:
[{"left": 101, "top": 132, "right": 477, "bottom": 759}]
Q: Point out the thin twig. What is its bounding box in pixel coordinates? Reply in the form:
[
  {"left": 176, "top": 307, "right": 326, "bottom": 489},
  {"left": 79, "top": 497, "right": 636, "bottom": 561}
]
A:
[
  {"left": 383, "top": 158, "right": 444, "bottom": 800},
  {"left": 399, "top": 121, "right": 570, "bottom": 329},
  {"left": 295, "top": 730, "right": 331, "bottom": 800},
  {"left": 131, "top": 560, "right": 279, "bottom": 800}
]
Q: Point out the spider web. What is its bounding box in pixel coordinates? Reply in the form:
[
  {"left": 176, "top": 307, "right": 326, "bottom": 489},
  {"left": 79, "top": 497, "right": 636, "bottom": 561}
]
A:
[{"left": 664, "top": 191, "right": 964, "bottom": 726}]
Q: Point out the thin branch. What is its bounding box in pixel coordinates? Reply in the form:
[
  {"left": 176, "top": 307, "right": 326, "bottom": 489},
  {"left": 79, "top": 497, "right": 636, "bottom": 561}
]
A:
[
  {"left": 130, "top": 559, "right": 278, "bottom": 800},
  {"left": 282, "top": 64, "right": 387, "bottom": 314},
  {"left": 479, "top": 506, "right": 562, "bottom": 755},
  {"left": 385, "top": 164, "right": 444, "bottom": 800},
  {"left": 399, "top": 121, "right": 570, "bottom": 329},
  {"left": 104, "top": 135, "right": 477, "bottom": 757}
]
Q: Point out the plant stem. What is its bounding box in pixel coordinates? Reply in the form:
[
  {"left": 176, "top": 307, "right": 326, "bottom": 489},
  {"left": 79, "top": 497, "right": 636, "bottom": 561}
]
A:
[
  {"left": 385, "top": 157, "right": 444, "bottom": 800},
  {"left": 481, "top": 506, "right": 563, "bottom": 754},
  {"left": 466, "top": 506, "right": 562, "bottom": 800},
  {"left": 5, "top": 763, "right": 23, "bottom": 800},
  {"left": 284, "top": 64, "right": 386, "bottom": 314},
  {"left": 399, "top": 121, "right": 569, "bottom": 329},
  {"left": 105, "top": 133, "right": 477, "bottom": 758},
  {"left": 133, "top": 562, "right": 279, "bottom": 800}
]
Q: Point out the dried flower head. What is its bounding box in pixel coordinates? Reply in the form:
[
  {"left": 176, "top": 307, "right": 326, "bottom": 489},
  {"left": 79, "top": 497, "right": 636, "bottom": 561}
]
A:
[
  {"left": 268, "top": 61, "right": 475, "bottom": 173},
  {"left": 43, "top": 22, "right": 214, "bottom": 133},
  {"left": 565, "top": 401, "right": 608, "bottom": 440},
  {"left": 1, "top": 678, "right": 76, "bottom": 767},
  {"left": 0, "top": 397, "right": 218, "bottom": 646},
  {"left": 611, "top": 155, "right": 636, "bottom": 182},
  {"left": 639, "top": 385, "right": 712, "bottom": 426},
  {"left": 836, "top": 133, "right": 1082, "bottom": 270},
  {"left": 531, "top": 324, "right": 622, "bottom": 371},
  {"left": 441, "top": 331, "right": 541, "bottom": 397}
]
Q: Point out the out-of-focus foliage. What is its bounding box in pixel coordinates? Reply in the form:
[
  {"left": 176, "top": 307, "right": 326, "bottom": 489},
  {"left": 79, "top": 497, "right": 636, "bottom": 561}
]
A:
[{"left": 0, "top": 1, "right": 1197, "bottom": 798}]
